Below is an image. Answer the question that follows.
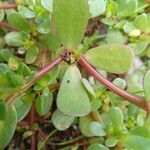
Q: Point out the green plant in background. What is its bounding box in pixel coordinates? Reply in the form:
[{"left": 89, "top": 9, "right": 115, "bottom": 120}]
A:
[{"left": 0, "top": 0, "right": 150, "bottom": 150}]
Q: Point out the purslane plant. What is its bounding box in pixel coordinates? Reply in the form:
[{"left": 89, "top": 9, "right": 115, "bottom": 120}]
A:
[{"left": 0, "top": 0, "right": 150, "bottom": 150}]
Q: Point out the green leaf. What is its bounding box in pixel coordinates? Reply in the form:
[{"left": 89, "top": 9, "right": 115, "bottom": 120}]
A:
[
  {"left": 105, "top": 137, "right": 118, "bottom": 148},
  {"left": 35, "top": 87, "right": 53, "bottom": 116},
  {"left": 0, "top": 49, "right": 14, "bottom": 62},
  {"left": 106, "top": 29, "right": 125, "bottom": 44},
  {"left": 143, "top": 70, "right": 150, "bottom": 101},
  {"left": 87, "top": 143, "right": 109, "bottom": 150},
  {"left": 36, "top": 15, "right": 51, "bottom": 34},
  {"left": 109, "top": 107, "right": 124, "bottom": 127},
  {"left": 0, "top": 10, "right": 4, "bottom": 22},
  {"left": 133, "top": 13, "right": 148, "bottom": 33},
  {"left": 41, "top": 0, "right": 53, "bottom": 12},
  {"left": 57, "top": 65, "right": 91, "bottom": 117},
  {"left": 91, "top": 98, "right": 101, "bottom": 112},
  {"left": 25, "top": 46, "right": 39, "bottom": 64},
  {"left": 85, "top": 44, "right": 134, "bottom": 74},
  {"left": 125, "top": 135, "right": 150, "bottom": 150},
  {"left": 7, "top": 12, "right": 30, "bottom": 32},
  {"left": 14, "top": 94, "right": 32, "bottom": 122},
  {"left": 52, "top": 109, "right": 74, "bottom": 131},
  {"left": 133, "top": 127, "right": 150, "bottom": 139},
  {"left": 0, "top": 105, "right": 17, "bottom": 150},
  {"left": 88, "top": 0, "right": 106, "bottom": 18},
  {"left": 112, "top": 78, "right": 126, "bottom": 90},
  {"left": 18, "top": 5, "right": 36, "bottom": 18},
  {"left": 79, "top": 115, "right": 94, "bottom": 137},
  {"left": 117, "top": 0, "right": 138, "bottom": 17},
  {"left": 0, "top": 100, "right": 7, "bottom": 121},
  {"left": 53, "top": 0, "right": 89, "bottom": 48},
  {"left": 82, "top": 78, "right": 96, "bottom": 97},
  {"left": 89, "top": 121, "right": 106, "bottom": 137},
  {"left": 5, "top": 32, "right": 28, "bottom": 47}
]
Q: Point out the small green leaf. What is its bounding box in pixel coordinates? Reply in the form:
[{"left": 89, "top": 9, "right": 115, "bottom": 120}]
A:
[
  {"left": 79, "top": 115, "right": 94, "bottom": 137},
  {"left": 109, "top": 107, "right": 124, "bottom": 127},
  {"left": 52, "top": 109, "right": 74, "bottom": 131},
  {"left": 57, "top": 65, "right": 91, "bottom": 117},
  {"left": 7, "top": 12, "right": 30, "bottom": 32},
  {"left": 18, "top": 5, "right": 36, "bottom": 18},
  {"left": 41, "top": 0, "right": 53, "bottom": 12},
  {"left": 91, "top": 98, "right": 101, "bottom": 112},
  {"left": 87, "top": 143, "right": 109, "bottom": 150},
  {"left": 117, "top": 0, "right": 138, "bottom": 17},
  {"left": 0, "top": 49, "right": 14, "bottom": 62},
  {"left": 125, "top": 135, "right": 150, "bottom": 150},
  {"left": 0, "top": 100, "right": 7, "bottom": 121},
  {"left": 0, "top": 105, "right": 17, "bottom": 150},
  {"left": 5, "top": 32, "right": 28, "bottom": 47},
  {"left": 14, "top": 94, "right": 32, "bottom": 122},
  {"left": 53, "top": 0, "right": 89, "bottom": 48},
  {"left": 106, "top": 29, "right": 125, "bottom": 44},
  {"left": 143, "top": 70, "right": 150, "bottom": 101},
  {"left": 133, "top": 13, "right": 148, "bottom": 33},
  {"left": 112, "top": 78, "right": 126, "bottom": 90},
  {"left": 35, "top": 87, "right": 53, "bottom": 116},
  {"left": 36, "top": 15, "right": 51, "bottom": 34},
  {"left": 89, "top": 121, "right": 106, "bottom": 137},
  {"left": 85, "top": 44, "right": 133, "bottom": 74},
  {"left": 82, "top": 78, "right": 96, "bottom": 97},
  {"left": 25, "top": 46, "right": 39, "bottom": 64},
  {"left": 105, "top": 137, "right": 118, "bottom": 148},
  {"left": 88, "top": 0, "right": 106, "bottom": 18}
]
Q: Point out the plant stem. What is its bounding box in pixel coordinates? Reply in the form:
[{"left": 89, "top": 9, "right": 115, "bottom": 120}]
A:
[
  {"left": 6, "top": 56, "right": 63, "bottom": 105},
  {"left": 0, "top": 22, "right": 18, "bottom": 31},
  {"left": 0, "top": 4, "right": 17, "bottom": 9},
  {"left": 78, "top": 56, "right": 146, "bottom": 110},
  {"left": 49, "top": 135, "right": 85, "bottom": 146}
]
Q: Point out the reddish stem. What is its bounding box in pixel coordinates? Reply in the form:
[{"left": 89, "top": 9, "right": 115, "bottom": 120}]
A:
[
  {"left": 30, "top": 103, "right": 36, "bottom": 150},
  {"left": 6, "top": 56, "right": 63, "bottom": 105},
  {"left": 0, "top": 22, "right": 18, "bottom": 31},
  {"left": 0, "top": 4, "right": 17, "bottom": 9},
  {"left": 78, "top": 56, "right": 146, "bottom": 110}
]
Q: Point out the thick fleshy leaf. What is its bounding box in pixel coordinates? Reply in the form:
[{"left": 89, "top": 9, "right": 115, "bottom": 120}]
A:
[
  {"left": 109, "top": 107, "right": 124, "bottom": 127},
  {"left": 143, "top": 70, "right": 150, "bottom": 101},
  {"left": 0, "top": 105, "right": 17, "bottom": 150},
  {"left": 112, "top": 78, "right": 126, "bottom": 90},
  {"left": 88, "top": 0, "right": 106, "bottom": 18},
  {"left": 53, "top": 0, "right": 89, "bottom": 48},
  {"left": 35, "top": 87, "right": 53, "bottom": 116},
  {"left": 52, "top": 110, "right": 74, "bottom": 131},
  {"left": 5, "top": 32, "right": 28, "bottom": 47},
  {"left": 14, "top": 94, "right": 33, "bottom": 122},
  {"left": 87, "top": 143, "right": 109, "bottom": 150},
  {"left": 7, "top": 12, "right": 30, "bottom": 32},
  {"left": 82, "top": 78, "right": 96, "bottom": 97},
  {"left": 85, "top": 44, "right": 134, "bottom": 74},
  {"left": 117, "top": 0, "right": 138, "bottom": 17},
  {"left": 89, "top": 121, "right": 106, "bottom": 137},
  {"left": 106, "top": 29, "right": 125, "bottom": 44},
  {"left": 25, "top": 46, "right": 39, "bottom": 64},
  {"left": 18, "top": 5, "right": 36, "bottom": 18},
  {"left": 79, "top": 115, "right": 94, "bottom": 137},
  {"left": 105, "top": 137, "right": 118, "bottom": 148},
  {"left": 125, "top": 135, "right": 150, "bottom": 150},
  {"left": 41, "top": 0, "right": 53, "bottom": 12},
  {"left": 57, "top": 65, "right": 91, "bottom": 117},
  {"left": 133, "top": 13, "right": 149, "bottom": 33}
]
